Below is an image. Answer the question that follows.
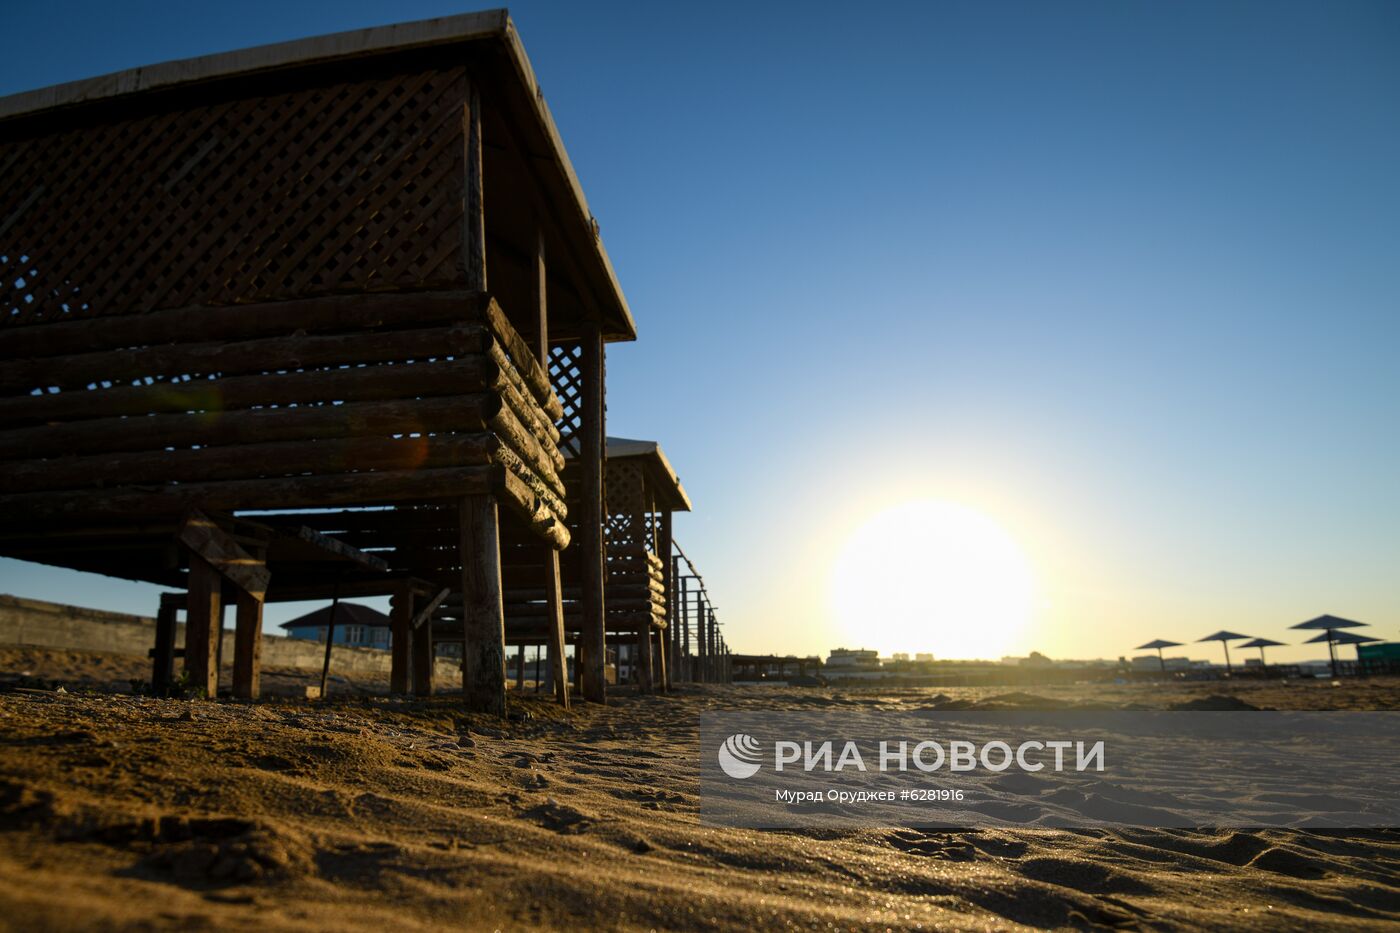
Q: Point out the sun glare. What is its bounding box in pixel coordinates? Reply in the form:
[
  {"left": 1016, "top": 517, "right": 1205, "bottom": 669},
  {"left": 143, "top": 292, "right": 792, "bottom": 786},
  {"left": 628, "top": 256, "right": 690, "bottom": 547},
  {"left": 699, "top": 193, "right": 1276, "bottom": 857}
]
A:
[{"left": 828, "top": 500, "right": 1035, "bottom": 660}]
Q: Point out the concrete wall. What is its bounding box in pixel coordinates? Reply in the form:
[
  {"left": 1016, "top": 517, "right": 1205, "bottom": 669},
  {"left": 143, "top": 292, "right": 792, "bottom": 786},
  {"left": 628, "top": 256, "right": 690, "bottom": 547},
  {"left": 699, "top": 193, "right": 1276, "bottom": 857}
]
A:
[{"left": 0, "top": 593, "right": 460, "bottom": 681}]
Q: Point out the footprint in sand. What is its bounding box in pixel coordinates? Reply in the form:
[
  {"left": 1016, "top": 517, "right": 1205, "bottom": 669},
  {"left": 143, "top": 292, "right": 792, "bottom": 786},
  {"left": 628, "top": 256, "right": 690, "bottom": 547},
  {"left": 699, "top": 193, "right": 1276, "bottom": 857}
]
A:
[{"left": 885, "top": 829, "right": 978, "bottom": 861}]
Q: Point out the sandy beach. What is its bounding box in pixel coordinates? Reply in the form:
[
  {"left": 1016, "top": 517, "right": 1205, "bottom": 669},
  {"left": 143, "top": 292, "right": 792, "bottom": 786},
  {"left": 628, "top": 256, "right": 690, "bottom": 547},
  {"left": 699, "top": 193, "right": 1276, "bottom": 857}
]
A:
[{"left": 0, "top": 648, "right": 1397, "bottom": 931}]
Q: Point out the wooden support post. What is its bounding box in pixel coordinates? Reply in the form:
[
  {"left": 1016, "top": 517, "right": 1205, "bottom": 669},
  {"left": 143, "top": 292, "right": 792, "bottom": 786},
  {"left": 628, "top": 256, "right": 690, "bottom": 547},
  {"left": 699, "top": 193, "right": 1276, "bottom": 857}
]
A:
[
  {"left": 696, "top": 594, "right": 708, "bottom": 684},
  {"left": 515, "top": 645, "right": 526, "bottom": 691},
  {"left": 534, "top": 226, "right": 548, "bottom": 366},
  {"left": 460, "top": 494, "right": 507, "bottom": 715},
  {"left": 185, "top": 555, "right": 221, "bottom": 698},
  {"left": 464, "top": 79, "right": 486, "bottom": 292},
  {"left": 655, "top": 628, "right": 668, "bottom": 694},
  {"left": 659, "top": 511, "right": 674, "bottom": 691},
  {"left": 544, "top": 547, "right": 570, "bottom": 708},
  {"left": 637, "top": 626, "right": 654, "bottom": 693},
  {"left": 678, "top": 574, "right": 689, "bottom": 683},
  {"left": 412, "top": 610, "right": 435, "bottom": 697},
  {"left": 389, "top": 583, "right": 415, "bottom": 695},
  {"left": 579, "top": 323, "right": 607, "bottom": 703},
  {"left": 534, "top": 645, "right": 543, "bottom": 694},
  {"left": 232, "top": 588, "right": 263, "bottom": 699},
  {"left": 152, "top": 594, "right": 178, "bottom": 694}
]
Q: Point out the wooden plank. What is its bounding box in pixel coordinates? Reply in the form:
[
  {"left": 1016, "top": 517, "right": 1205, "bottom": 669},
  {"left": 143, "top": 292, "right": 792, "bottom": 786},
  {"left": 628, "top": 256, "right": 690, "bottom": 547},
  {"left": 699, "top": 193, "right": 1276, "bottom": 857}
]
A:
[
  {"left": 0, "top": 323, "right": 491, "bottom": 396},
  {"left": 185, "top": 555, "right": 222, "bottom": 698},
  {"left": 3, "top": 434, "right": 502, "bottom": 495},
  {"left": 459, "top": 494, "right": 506, "bottom": 715},
  {"left": 579, "top": 323, "right": 607, "bottom": 704},
  {"left": 232, "top": 588, "right": 263, "bottom": 699},
  {"left": 544, "top": 547, "right": 569, "bottom": 708},
  {"left": 0, "top": 290, "right": 492, "bottom": 363},
  {"left": 481, "top": 293, "right": 561, "bottom": 420},
  {"left": 0, "top": 393, "right": 499, "bottom": 461},
  {"left": 412, "top": 588, "right": 451, "bottom": 629},
  {"left": 278, "top": 525, "right": 391, "bottom": 573},
  {"left": 0, "top": 356, "right": 497, "bottom": 429},
  {"left": 498, "top": 467, "right": 570, "bottom": 550},
  {"left": 0, "top": 464, "right": 503, "bottom": 521},
  {"left": 487, "top": 341, "right": 563, "bottom": 444},
  {"left": 177, "top": 510, "right": 270, "bottom": 600},
  {"left": 389, "top": 582, "right": 414, "bottom": 695}
]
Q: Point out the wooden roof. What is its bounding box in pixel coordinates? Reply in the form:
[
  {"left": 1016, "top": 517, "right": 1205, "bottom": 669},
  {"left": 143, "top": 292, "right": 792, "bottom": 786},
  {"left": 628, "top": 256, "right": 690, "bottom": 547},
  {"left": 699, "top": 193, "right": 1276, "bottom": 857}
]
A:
[
  {"left": 605, "top": 436, "right": 693, "bottom": 512},
  {"left": 0, "top": 10, "right": 636, "bottom": 342}
]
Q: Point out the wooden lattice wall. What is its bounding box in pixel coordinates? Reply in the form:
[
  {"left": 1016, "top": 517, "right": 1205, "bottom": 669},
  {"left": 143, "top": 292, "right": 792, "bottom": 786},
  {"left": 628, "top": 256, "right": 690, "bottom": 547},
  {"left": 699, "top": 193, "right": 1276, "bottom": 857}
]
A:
[
  {"left": 548, "top": 344, "right": 584, "bottom": 452},
  {"left": 2, "top": 65, "right": 468, "bottom": 325}
]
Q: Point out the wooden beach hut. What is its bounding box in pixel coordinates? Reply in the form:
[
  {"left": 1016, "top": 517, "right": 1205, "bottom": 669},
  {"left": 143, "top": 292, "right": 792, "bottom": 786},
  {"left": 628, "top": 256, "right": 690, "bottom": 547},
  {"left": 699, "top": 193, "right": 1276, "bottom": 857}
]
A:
[
  {"left": 0, "top": 11, "right": 636, "bottom": 714},
  {"left": 428, "top": 436, "right": 692, "bottom": 702}
]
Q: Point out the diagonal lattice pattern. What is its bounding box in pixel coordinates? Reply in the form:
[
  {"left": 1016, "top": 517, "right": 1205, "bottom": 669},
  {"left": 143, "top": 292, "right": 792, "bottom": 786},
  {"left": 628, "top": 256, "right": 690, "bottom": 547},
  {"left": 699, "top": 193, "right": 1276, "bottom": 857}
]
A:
[
  {"left": 2, "top": 66, "right": 468, "bottom": 326},
  {"left": 547, "top": 344, "right": 582, "bottom": 450}
]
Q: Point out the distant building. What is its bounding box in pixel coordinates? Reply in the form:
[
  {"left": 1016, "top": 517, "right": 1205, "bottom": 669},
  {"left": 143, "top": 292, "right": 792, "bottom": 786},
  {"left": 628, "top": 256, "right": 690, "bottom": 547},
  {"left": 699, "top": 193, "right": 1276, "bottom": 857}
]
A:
[
  {"left": 826, "top": 648, "right": 881, "bottom": 670},
  {"left": 1130, "top": 655, "right": 1194, "bottom": 672},
  {"left": 280, "top": 603, "right": 391, "bottom": 649},
  {"left": 915, "top": 653, "right": 934, "bottom": 662},
  {"left": 891, "top": 652, "right": 910, "bottom": 662}
]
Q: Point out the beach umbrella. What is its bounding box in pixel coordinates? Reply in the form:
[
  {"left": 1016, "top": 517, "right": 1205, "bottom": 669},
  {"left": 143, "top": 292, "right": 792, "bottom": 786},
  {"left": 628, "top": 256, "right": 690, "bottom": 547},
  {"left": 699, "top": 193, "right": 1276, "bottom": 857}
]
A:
[
  {"left": 1292, "top": 614, "right": 1369, "bottom": 677},
  {"left": 1303, "top": 630, "right": 1381, "bottom": 670},
  {"left": 1238, "top": 637, "right": 1285, "bottom": 667},
  {"left": 1135, "top": 639, "right": 1182, "bottom": 673},
  {"left": 1196, "top": 631, "right": 1251, "bottom": 675}
]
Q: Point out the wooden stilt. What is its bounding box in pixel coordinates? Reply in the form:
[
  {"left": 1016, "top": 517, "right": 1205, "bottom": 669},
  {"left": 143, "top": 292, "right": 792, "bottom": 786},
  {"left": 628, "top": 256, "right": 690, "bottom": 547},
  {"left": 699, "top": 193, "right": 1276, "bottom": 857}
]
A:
[
  {"left": 389, "top": 582, "right": 415, "bottom": 694},
  {"left": 320, "top": 580, "right": 343, "bottom": 700},
  {"left": 515, "top": 645, "right": 526, "bottom": 691},
  {"left": 658, "top": 510, "right": 674, "bottom": 691},
  {"left": 655, "top": 628, "right": 668, "bottom": 694},
  {"left": 544, "top": 546, "right": 570, "bottom": 708},
  {"left": 232, "top": 588, "right": 262, "bottom": 699},
  {"left": 412, "top": 612, "right": 435, "bottom": 696},
  {"left": 152, "top": 593, "right": 179, "bottom": 694},
  {"left": 678, "top": 573, "right": 688, "bottom": 683},
  {"left": 460, "top": 494, "right": 507, "bottom": 715},
  {"left": 579, "top": 323, "right": 607, "bottom": 703},
  {"left": 638, "top": 626, "right": 654, "bottom": 694},
  {"left": 185, "top": 555, "right": 221, "bottom": 698}
]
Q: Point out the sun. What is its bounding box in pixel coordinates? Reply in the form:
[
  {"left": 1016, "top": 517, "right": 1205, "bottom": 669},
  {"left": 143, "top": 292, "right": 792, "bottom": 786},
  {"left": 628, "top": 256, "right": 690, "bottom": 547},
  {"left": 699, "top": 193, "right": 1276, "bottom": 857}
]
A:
[{"left": 828, "top": 500, "right": 1035, "bottom": 660}]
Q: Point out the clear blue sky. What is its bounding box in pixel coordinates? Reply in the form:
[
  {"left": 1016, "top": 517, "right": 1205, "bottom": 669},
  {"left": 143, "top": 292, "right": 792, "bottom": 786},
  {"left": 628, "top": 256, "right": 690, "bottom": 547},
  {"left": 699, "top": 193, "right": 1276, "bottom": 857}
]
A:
[{"left": 2, "top": 1, "right": 1397, "bottom": 663}]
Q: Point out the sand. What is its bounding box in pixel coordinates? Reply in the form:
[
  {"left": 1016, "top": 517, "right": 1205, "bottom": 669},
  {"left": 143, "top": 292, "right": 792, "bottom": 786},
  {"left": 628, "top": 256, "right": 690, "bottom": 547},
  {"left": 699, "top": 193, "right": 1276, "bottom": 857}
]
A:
[{"left": 1, "top": 649, "right": 1398, "bottom": 931}]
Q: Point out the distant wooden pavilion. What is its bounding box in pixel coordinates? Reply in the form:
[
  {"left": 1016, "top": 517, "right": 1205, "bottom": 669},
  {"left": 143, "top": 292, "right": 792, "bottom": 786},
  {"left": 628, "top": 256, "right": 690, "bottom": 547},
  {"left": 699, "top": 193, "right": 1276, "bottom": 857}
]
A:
[
  {"left": 426, "top": 436, "right": 692, "bottom": 700},
  {"left": 0, "top": 12, "right": 636, "bottom": 714}
]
